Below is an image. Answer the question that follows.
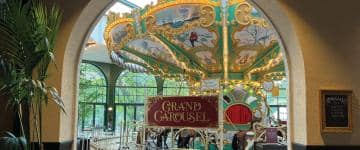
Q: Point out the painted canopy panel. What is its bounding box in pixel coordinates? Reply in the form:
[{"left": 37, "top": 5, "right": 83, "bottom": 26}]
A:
[
  {"left": 111, "top": 24, "right": 128, "bottom": 44},
  {"left": 119, "top": 50, "right": 147, "bottom": 64},
  {"left": 155, "top": 5, "right": 200, "bottom": 27},
  {"left": 104, "top": 0, "right": 285, "bottom": 81},
  {"left": 174, "top": 27, "right": 217, "bottom": 50},
  {"left": 127, "top": 38, "right": 177, "bottom": 65},
  {"left": 233, "top": 25, "right": 276, "bottom": 48}
]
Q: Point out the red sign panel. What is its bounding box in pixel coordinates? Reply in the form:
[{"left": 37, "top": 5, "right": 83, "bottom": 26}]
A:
[{"left": 147, "top": 96, "right": 218, "bottom": 128}]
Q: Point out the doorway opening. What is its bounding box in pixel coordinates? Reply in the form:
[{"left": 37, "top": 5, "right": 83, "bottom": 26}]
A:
[{"left": 75, "top": 0, "right": 291, "bottom": 149}]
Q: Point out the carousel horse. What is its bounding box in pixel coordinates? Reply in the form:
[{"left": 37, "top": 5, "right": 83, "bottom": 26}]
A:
[
  {"left": 156, "top": 128, "right": 171, "bottom": 149},
  {"left": 232, "top": 130, "right": 246, "bottom": 150},
  {"left": 177, "top": 129, "right": 197, "bottom": 148}
]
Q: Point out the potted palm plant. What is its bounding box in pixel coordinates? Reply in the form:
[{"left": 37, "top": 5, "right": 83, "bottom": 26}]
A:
[{"left": 0, "top": 0, "right": 64, "bottom": 149}]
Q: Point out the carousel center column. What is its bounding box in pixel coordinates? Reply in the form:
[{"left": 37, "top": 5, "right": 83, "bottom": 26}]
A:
[{"left": 220, "top": 0, "right": 229, "bottom": 150}]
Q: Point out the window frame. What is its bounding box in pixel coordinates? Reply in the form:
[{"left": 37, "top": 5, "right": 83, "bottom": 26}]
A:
[{"left": 78, "top": 62, "right": 108, "bottom": 132}]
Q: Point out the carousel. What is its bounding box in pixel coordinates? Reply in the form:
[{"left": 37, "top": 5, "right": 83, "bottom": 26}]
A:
[{"left": 100, "top": 0, "right": 287, "bottom": 149}]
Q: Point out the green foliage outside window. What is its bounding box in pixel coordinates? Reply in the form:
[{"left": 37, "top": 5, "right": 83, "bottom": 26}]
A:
[
  {"left": 163, "top": 79, "right": 189, "bottom": 96},
  {"left": 78, "top": 63, "right": 107, "bottom": 131}
]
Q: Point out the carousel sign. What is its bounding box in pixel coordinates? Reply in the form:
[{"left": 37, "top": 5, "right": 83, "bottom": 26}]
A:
[{"left": 146, "top": 96, "right": 219, "bottom": 128}]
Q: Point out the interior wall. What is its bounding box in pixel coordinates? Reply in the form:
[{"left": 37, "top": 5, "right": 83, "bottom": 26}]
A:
[
  {"left": 42, "top": 0, "right": 112, "bottom": 143},
  {"left": 251, "top": 0, "right": 307, "bottom": 147},
  {"left": 42, "top": 0, "right": 360, "bottom": 149},
  {"left": 275, "top": 0, "right": 360, "bottom": 146}
]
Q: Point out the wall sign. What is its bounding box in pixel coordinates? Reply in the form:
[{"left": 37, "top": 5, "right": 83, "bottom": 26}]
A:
[
  {"left": 321, "top": 90, "right": 352, "bottom": 133},
  {"left": 146, "top": 96, "right": 218, "bottom": 128}
]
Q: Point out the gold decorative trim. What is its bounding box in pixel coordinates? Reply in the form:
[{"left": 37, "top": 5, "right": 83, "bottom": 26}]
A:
[
  {"left": 141, "top": 0, "right": 220, "bottom": 19},
  {"left": 234, "top": 2, "right": 268, "bottom": 27},
  {"left": 263, "top": 72, "right": 286, "bottom": 80},
  {"left": 246, "top": 52, "right": 283, "bottom": 80},
  {"left": 104, "top": 18, "right": 135, "bottom": 53},
  {"left": 200, "top": 5, "right": 216, "bottom": 27},
  {"left": 228, "top": 0, "right": 246, "bottom": 6},
  {"left": 145, "top": 5, "right": 216, "bottom": 37}
]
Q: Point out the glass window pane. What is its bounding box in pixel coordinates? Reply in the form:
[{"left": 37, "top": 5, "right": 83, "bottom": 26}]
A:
[
  {"left": 126, "top": 106, "right": 135, "bottom": 122},
  {"left": 270, "top": 107, "right": 278, "bottom": 120},
  {"left": 136, "top": 106, "right": 144, "bottom": 121},
  {"left": 267, "top": 96, "right": 276, "bottom": 105},
  {"left": 82, "top": 104, "right": 94, "bottom": 129},
  {"left": 278, "top": 97, "right": 287, "bottom": 105},
  {"left": 163, "top": 79, "right": 189, "bottom": 96},
  {"left": 279, "top": 107, "right": 288, "bottom": 121},
  {"left": 95, "top": 105, "right": 105, "bottom": 128},
  {"left": 116, "top": 105, "right": 125, "bottom": 132},
  {"left": 136, "top": 96, "right": 144, "bottom": 103},
  {"left": 279, "top": 89, "right": 287, "bottom": 97}
]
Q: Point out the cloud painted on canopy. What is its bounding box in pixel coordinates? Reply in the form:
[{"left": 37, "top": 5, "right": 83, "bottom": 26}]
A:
[
  {"left": 195, "top": 51, "right": 217, "bottom": 65},
  {"left": 155, "top": 5, "right": 200, "bottom": 28},
  {"left": 233, "top": 25, "right": 276, "bottom": 48},
  {"left": 126, "top": 38, "right": 177, "bottom": 65},
  {"left": 119, "top": 50, "right": 147, "bottom": 64}
]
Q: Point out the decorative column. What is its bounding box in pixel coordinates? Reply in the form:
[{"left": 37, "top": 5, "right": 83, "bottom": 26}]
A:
[
  {"left": 220, "top": 0, "right": 228, "bottom": 150},
  {"left": 222, "top": 0, "right": 229, "bottom": 85}
]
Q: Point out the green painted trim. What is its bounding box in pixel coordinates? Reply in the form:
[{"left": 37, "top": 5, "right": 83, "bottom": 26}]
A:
[
  {"left": 216, "top": 25, "right": 224, "bottom": 73},
  {"left": 208, "top": 72, "right": 244, "bottom": 80},
  {"left": 141, "top": 19, "right": 147, "bottom": 33},
  {"left": 228, "top": 5, "right": 236, "bottom": 22},
  {"left": 215, "top": 7, "right": 222, "bottom": 22}
]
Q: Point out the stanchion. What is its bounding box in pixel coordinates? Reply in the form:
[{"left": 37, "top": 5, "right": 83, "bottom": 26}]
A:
[
  {"left": 219, "top": 93, "right": 224, "bottom": 150},
  {"left": 171, "top": 127, "right": 174, "bottom": 149}
]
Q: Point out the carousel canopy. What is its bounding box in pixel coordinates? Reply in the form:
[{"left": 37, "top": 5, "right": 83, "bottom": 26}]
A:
[{"left": 98, "top": 0, "right": 285, "bottom": 83}]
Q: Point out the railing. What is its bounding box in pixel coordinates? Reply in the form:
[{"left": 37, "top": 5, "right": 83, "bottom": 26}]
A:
[{"left": 78, "top": 121, "right": 143, "bottom": 150}]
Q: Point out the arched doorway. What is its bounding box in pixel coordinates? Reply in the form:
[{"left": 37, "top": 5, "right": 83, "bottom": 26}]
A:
[{"left": 47, "top": 0, "right": 306, "bottom": 149}]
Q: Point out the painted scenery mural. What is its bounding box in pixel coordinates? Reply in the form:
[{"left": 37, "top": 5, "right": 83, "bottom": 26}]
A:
[
  {"left": 111, "top": 24, "right": 127, "bottom": 44},
  {"left": 174, "top": 27, "right": 217, "bottom": 50},
  {"left": 119, "top": 50, "right": 146, "bottom": 64},
  {"left": 231, "top": 50, "right": 258, "bottom": 72},
  {"left": 155, "top": 5, "right": 200, "bottom": 28},
  {"left": 195, "top": 51, "right": 217, "bottom": 65},
  {"left": 233, "top": 25, "right": 276, "bottom": 48},
  {"left": 127, "top": 38, "right": 177, "bottom": 65}
]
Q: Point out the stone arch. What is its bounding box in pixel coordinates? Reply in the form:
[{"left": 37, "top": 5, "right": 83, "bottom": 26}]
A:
[
  {"left": 47, "top": 0, "right": 307, "bottom": 149},
  {"left": 250, "top": 0, "right": 307, "bottom": 147}
]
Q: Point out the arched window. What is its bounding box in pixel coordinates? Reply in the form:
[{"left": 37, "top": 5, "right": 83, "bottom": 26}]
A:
[
  {"left": 163, "top": 79, "right": 189, "bottom": 96},
  {"left": 78, "top": 63, "right": 107, "bottom": 132},
  {"left": 265, "top": 79, "right": 288, "bottom": 123},
  {"left": 114, "top": 70, "right": 157, "bottom": 132}
]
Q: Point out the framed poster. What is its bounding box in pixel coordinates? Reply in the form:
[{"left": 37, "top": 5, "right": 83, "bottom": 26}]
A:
[{"left": 320, "top": 90, "right": 352, "bottom": 133}]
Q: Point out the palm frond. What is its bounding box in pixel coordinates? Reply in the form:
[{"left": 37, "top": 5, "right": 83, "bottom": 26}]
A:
[
  {"left": 0, "top": 132, "right": 27, "bottom": 150},
  {"left": 0, "top": 0, "right": 64, "bottom": 147}
]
